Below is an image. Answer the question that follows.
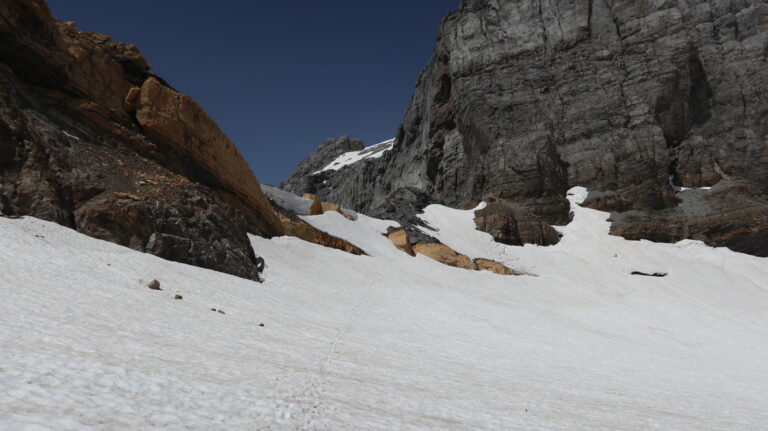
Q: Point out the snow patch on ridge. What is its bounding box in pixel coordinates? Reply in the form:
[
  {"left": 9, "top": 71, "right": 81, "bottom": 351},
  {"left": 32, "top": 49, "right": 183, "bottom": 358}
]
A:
[
  {"left": 314, "top": 138, "right": 394, "bottom": 174},
  {"left": 668, "top": 175, "right": 712, "bottom": 192}
]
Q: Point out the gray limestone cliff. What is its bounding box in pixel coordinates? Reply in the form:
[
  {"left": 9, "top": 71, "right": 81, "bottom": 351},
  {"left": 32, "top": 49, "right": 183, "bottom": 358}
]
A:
[{"left": 284, "top": 0, "right": 768, "bottom": 256}]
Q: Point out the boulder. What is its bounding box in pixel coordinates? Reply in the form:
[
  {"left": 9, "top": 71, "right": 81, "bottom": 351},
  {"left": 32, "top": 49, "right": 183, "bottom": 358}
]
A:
[
  {"left": 321, "top": 201, "right": 342, "bottom": 214},
  {"left": 474, "top": 202, "right": 561, "bottom": 246},
  {"left": 473, "top": 259, "right": 516, "bottom": 276},
  {"left": 302, "top": 193, "right": 323, "bottom": 215},
  {"left": 413, "top": 243, "right": 474, "bottom": 270},
  {"left": 386, "top": 228, "right": 414, "bottom": 256}
]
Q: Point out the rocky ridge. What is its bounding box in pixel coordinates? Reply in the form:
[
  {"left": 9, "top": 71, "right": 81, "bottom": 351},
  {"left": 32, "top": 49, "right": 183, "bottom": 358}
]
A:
[
  {"left": 284, "top": 0, "right": 768, "bottom": 256},
  {"left": 0, "top": 0, "right": 360, "bottom": 279}
]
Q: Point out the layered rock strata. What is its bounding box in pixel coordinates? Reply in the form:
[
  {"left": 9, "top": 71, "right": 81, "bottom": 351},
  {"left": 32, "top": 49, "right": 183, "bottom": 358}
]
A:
[
  {"left": 284, "top": 0, "right": 768, "bottom": 256},
  {"left": 0, "top": 0, "right": 284, "bottom": 279}
]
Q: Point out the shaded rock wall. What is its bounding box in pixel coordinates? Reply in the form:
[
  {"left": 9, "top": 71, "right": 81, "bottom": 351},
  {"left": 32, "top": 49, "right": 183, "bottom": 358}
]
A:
[
  {"left": 285, "top": 0, "right": 768, "bottom": 256},
  {"left": 281, "top": 135, "right": 363, "bottom": 196}
]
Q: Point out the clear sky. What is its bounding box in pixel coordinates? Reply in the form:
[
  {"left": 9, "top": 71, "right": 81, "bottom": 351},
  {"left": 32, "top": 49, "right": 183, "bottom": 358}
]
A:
[{"left": 46, "top": 1, "right": 456, "bottom": 186}]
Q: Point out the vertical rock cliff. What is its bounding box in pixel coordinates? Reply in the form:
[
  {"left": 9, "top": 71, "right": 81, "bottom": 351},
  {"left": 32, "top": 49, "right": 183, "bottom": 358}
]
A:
[
  {"left": 285, "top": 0, "right": 768, "bottom": 256},
  {"left": 0, "top": 0, "right": 285, "bottom": 279}
]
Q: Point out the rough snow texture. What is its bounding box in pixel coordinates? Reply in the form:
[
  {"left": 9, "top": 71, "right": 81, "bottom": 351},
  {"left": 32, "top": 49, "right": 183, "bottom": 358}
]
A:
[
  {"left": 2, "top": 187, "right": 767, "bottom": 430},
  {"left": 314, "top": 139, "right": 394, "bottom": 174}
]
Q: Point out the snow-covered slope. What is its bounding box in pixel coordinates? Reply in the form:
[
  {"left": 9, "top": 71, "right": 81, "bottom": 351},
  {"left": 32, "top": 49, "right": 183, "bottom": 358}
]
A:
[
  {"left": 1, "top": 188, "right": 767, "bottom": 430},
  {"left": 314, "top": 139, "right": 394, "bottom": 174}
]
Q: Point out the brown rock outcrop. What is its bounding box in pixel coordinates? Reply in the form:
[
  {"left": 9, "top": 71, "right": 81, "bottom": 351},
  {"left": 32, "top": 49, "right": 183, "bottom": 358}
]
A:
[
  {"left": 414, "top": 242, "right": 516, "bottom": 275},
  {"left": 321, "top": 201, "right": 342, "bottom": 214},
  {"left": 413, "top": 243, "right": 475, "bottom": 270},
  {"left": 473, "top": 259, "right": 516, "bottom": 276},
  {"left": 386, "top": 228, "right": 415, "bottom": 256},
  {"left": 271, "top": 205, "right": 365, "bottom": 256},
  {"left": 474, "top": 202, "right": 560, "bottom": 246},
  {"left": 0, "top": 0, "right": 283, "bottom": 279},
  {"left": 302, "top": 193, "right": 323, "bottom": 215},
  {"left": 134, "top": 77, "right": 282, "bottom": 237},
  {"left": 609, "top": 182, "right": 768, "bottom": 256}
]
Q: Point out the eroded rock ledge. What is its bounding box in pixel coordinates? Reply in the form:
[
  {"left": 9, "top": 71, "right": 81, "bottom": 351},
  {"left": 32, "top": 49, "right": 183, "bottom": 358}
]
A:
[{"left": 0, "top": 0, "right": 281, "bottom": 279}]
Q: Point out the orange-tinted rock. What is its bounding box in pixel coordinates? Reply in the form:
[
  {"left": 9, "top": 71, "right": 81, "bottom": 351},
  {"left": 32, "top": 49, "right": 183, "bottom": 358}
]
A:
[
  {"left": 321, "top": 201, "right": 342, "bottom": 214},
  {"left": 414, "top": 243, "right": 474, "bottom": 270},
  {"left": 124, "top": 86, "right": 140, "bottom": 112},
  {"left": 277, "top": 212, "right": 365, "bottom": 256},
  {"left": 302, "top": 193, "right": 323, "bottom": 215},
  {"left": 319, "top": 201, "right": 355, "bottom": 220},
  {"left": 413, "top": 242, "right": 516, "bottom": 275},
  {"left": 473, "top": 258, "right": 516, "bottom": 276},
  {"left": 112, "top": 192, "right": 140, "bottom": 201},
  {"left": 387, "top": 228, "right": 414, "bottom": 256},
  {"left": 0, "top": 0, "right": 282, "bottom": 279},
  {"left": 135, "top": 77, "right": 283, "bottom": 237}
]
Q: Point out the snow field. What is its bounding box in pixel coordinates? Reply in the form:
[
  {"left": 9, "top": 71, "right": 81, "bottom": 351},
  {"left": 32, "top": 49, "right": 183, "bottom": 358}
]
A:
[{"left": 0, "top": 186, "right": 766, "bottom": 430}]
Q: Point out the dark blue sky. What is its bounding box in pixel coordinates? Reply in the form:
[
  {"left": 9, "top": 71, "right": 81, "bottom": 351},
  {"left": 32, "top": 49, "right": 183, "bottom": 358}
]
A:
[{"left": 46, "top": 1, "right": 456, "bottom": 186}]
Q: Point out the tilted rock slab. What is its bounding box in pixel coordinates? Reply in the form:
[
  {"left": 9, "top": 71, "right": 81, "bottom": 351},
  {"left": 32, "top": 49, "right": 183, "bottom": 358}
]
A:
[{"left": 0, "top": 0, "right": 282, "bottom": 279}]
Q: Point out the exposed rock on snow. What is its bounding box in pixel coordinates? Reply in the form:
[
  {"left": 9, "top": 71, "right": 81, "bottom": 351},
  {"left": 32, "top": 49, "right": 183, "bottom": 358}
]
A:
[
  {"left": 474, "top": 202, "right": 561, "bottom": 246},
  {"left": 631, "top": 271, "right": 668, "bottom": 277},
  {"left": 473, "top": 258, "right": 516, "bottom": 276},
  {"left": 386, "top": 228, "right": 415, "bottom": 256},
  {"left": 302, "top": 193, "right": 324, "bottom": 216},
  {"left": 413, "top": 243, "right": 475, "bottom": 270},
  {"left": 267, "top": 196, "right": 365, "bottom": 256}
]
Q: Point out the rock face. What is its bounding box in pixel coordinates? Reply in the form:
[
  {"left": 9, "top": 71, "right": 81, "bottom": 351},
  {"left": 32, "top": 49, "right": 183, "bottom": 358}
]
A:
[
  {"left": 132, "top": 77, "right": 282, "bottom": 237},
  {"left": 0, "top": 0, "right": 284, "bottom": 279},
  {"left": 386, "top": 228, "right": 415, "bottom": 256},
  {"left": 281, "top": 136, "right": 363, "bottom": 195},
  {"left": 284, "top": 0, "right": 768, "bottom": 256},
  {"left": 474, "top": 202, "right": 561, "bottom": 246}
]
